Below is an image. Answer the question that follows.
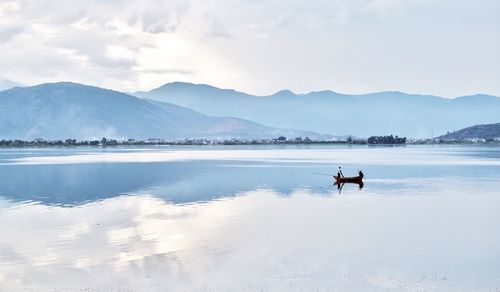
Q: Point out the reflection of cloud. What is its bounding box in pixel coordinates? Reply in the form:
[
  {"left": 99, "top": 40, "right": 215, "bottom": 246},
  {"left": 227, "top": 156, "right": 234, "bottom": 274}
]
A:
[{"left": 1, "top": 188, "right": 499, "bottom": 291}]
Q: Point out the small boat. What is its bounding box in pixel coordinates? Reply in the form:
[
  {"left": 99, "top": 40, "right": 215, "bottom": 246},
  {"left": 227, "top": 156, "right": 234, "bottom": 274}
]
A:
[{"left": 333, "top": 175, "right": 363, "bottom": 184}]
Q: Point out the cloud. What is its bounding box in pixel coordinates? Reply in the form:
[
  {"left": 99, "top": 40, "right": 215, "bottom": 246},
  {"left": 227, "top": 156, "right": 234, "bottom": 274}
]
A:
[
  {"left": 0, "top": 26, "right": 24, "bottom": 44},
  {"left": 0, "top": 0, "right": 498, "bottom": 96},
  {"left": 363, "top": 0, "right": 406, "bottom": 17},
  {"left": 140, "top": 68, "right": 194, "bottom": 75},
  {"left": 0, "top": 76, "right": 23, "bottom": 91}
]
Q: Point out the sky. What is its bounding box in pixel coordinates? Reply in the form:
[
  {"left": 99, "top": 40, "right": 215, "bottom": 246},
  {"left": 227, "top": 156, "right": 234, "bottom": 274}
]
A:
[{"left": 0, "top": 0, "right": 499, "bottom": 97}]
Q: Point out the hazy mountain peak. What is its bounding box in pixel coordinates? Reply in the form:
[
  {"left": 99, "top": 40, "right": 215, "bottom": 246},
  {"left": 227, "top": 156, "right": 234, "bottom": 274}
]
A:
[
  {"left": 20, "top": 81, "right": 107, "bottom": 92},
  {"left": 153, "top": 81, "right": 241, "bottom": 95},
  {"left": 307, "top": 90, "right": 337, "bottom": 95},
  {"left": 5, "top": 81, "right": 140, "bottom": 104},
  {"left": 454, "top": 94, "right": 500, "bottom": 102},
  {"left": 159, "top": 81, "right": 218, "bottom": 90},
  {"left": 365, "top": 90, "right": 413, "bottom": 98},
  {"left": 271, "top": 89, "right": 296, "bottom": 97},
  {"left": 304, "top": 90, "right": 342, "bottom": 99}
]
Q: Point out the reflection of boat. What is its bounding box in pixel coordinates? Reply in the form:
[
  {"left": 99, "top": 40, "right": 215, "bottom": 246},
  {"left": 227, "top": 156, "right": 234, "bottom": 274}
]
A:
[
  {"left": 333, "top": 179, "right": 364, "bottom": 194},
  {"left": 333, "top": 174, "right": 364, "bottom": 194},
  {"left": 333, "top": 175, "right": 363, "bottom": 184}
]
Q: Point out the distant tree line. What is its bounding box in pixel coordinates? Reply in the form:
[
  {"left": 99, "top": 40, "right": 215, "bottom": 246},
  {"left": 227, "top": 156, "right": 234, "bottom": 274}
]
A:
[
  {"left": 367, "top": 135, "right": 406, "bottom": 144},
  {"left": 0, "top": 138, "right": 105, "bottom": 147},
  {"left": 2, "top": 135, "right": 498, "bottom": 147},
  {"left": 0, "top": 136, "right": 351, "bottom": 147}
]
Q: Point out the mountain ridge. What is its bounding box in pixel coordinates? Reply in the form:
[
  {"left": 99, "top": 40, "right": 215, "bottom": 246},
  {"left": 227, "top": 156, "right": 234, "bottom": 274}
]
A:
[
  {"left": 0, "top": 82, "right": 323, "bottom": 140},
  {"left": 135, "top": 82, "right": 500, "bottom": 138},
  {"left": 438, "top": 123, "right": 500, "bottom": 140},
  {"left": 140, "top": 82, "right": 500, "bottom": 100}
]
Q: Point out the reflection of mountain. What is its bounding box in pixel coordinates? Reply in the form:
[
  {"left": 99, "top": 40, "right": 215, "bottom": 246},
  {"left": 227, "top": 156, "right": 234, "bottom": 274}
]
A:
[
  {"left": 0, "top": 162, "right": 188, "bottom": 205},
  {"left": 0, "top": 82, "right": 320, "bottom": 140},
  {"left": 136, "top": 82, "right": 500, "bottom": 138},
  {"left": 1, "top": 147, "right": 499, "bottom": 206},
  {"left": 0, "top": 159, "right": 329, "bottom": 205}
]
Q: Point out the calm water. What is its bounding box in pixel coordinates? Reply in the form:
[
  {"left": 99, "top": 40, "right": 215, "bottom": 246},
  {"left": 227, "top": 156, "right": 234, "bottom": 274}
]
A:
[{"left": 0, "top": 145, "right": 499, "bottom": 291}]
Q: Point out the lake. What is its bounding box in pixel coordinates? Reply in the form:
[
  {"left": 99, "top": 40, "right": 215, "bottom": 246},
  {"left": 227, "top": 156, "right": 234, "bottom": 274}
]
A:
[{"left": 0, "top": 145, "right": 499, "bottom": 291}]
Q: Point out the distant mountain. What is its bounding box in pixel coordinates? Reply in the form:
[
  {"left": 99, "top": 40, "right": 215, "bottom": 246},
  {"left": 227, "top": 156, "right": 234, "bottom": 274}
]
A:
[
  {"left": 438, "top": 123, "right": 500, "bottom": 140},
  {"left": 135, "top": 82, "right": 500, "bottom": 138},
  {"left": 145, "top": 99, "right": 322, "bottom": 140},
  {"left": 0, "top": 82, "right": 322, "bottom": 140}
]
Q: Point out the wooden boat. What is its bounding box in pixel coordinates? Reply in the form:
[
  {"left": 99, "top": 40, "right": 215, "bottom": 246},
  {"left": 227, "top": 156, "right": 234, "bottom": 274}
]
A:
[{"left": 333, "top": 175, "right": 363, "bottom": 184}]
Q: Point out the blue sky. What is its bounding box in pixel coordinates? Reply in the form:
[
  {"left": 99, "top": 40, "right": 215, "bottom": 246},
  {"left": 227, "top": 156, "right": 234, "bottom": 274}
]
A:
[{"left": 0, "top": 0, "right": 498, "bottom": 97}]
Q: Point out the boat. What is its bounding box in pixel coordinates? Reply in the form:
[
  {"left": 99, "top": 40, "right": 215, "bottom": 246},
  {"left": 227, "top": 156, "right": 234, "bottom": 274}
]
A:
[{"left": 333, "top": 175, "right": 363, "bottom": 184}]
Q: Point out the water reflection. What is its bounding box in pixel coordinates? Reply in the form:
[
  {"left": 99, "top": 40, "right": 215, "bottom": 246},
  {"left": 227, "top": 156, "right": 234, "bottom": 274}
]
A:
[
  {"left": 1, "top": 146, "right": 500, "bottom": 291},
  {"left": 1, "top": 146, "right": 500, "bottom": 206},
  {"left": 1, "top": 188, "right": 500, "bottom": 291},
  {"left": 334, "top": 181, "right": 364, "bottom": 194}
]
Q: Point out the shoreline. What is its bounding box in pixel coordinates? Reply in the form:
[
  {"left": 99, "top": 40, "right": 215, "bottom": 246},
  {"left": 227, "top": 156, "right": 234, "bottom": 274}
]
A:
[{"left": 0, "top": 141, "right": 498, "bottom": 149}]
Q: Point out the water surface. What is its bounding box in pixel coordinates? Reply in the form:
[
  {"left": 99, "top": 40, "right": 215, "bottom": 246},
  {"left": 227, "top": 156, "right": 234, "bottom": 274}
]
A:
[{"left": 0, "top": 145, "right": 499, "bottom": 291}]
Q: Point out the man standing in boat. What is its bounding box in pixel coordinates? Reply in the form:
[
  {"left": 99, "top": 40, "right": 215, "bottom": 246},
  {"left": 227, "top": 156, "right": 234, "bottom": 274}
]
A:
[{"left": 338, "top": 166, "right": 344, "bottom": 178}]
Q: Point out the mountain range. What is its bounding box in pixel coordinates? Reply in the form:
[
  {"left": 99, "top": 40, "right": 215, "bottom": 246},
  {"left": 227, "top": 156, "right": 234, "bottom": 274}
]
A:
[
  {"left": 0, "top": 82, "right": 319, "bottom": 140},
  {"left": 1, "top": 81, "right": 498, "bottom": 140},
  {"left": 135, "top": 82, "right": 500, "bottom": 138}
]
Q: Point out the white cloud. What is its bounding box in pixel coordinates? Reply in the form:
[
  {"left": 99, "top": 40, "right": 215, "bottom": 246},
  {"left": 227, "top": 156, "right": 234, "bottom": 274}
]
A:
[{"left": 0, "top": 0, "right": 498, "bottom": 96}]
